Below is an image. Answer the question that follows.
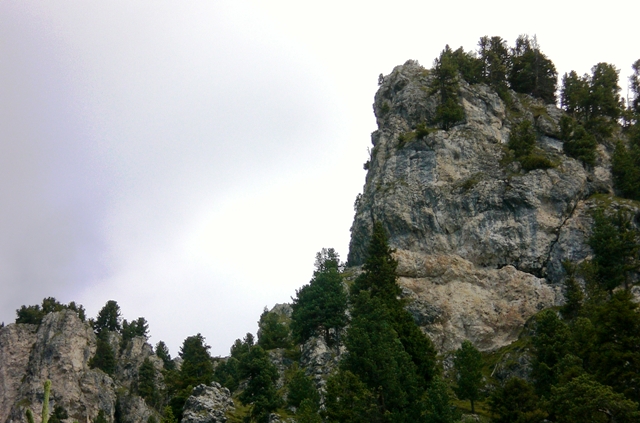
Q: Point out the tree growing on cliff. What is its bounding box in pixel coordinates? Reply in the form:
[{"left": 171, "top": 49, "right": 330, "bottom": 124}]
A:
[
  {"left": 94, "top": 300, "right": 122, "bottom": 334},
  {"left": 430, "top": 46, "right": 465, "bottom": 130},
  {"left": 291, "top": 248, "right": 348, "bottom": 347},
  {"left": 588, "top": 208, "right": 639, "bottom": 293},
  {"left": 478, "top": 36, "right": 510, "bottom": 99},
  {"left": 89, "top": 330, "right": 117, "bottom": 375},
  {"left": 509, "top": 35, "right": 558, "bottom": 104}
]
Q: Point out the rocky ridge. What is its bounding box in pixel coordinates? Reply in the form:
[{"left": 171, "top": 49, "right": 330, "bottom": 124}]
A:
[
  {"left": 0, "top": 310, "right": 160, "bottom": 423},
  {"left": 348, "top": 60, "right": 628, "bottom": 352}
]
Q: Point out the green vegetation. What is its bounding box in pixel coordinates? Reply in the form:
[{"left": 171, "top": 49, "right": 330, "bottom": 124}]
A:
[
  {"left": 94, "top": 300, "right": 122, "bottom": 334},
  {"left": 430, "top": 46, "right": 466, "bottom": 130},
  {"left": 16, "top": 297, "right": 86, "bottom": 325},
  {"left": 453, "top": 341, "right": 484, "bottom": 414},
  {"left": 89, "top": 330, "right": 117, "bottom": 375},
  {"left": 257, "top": 308, "right": 292, "bottom": 350},
  {"left": 290, "top": 248, "right": 348, "bottom": 347},
  {"left": 26, "top": 380, "right": 51, "bottom": 423},
  {"left": 507, "top": 120, "right": 555, "bottom": 171}
]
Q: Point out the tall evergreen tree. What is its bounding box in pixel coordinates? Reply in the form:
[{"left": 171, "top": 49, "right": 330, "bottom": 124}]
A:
[
  {"left": 291, "top": 248, "right": 348, "bottom": 347},
  {"left": 352, "top": 222, "right": 437, "bottom": 387},
  {"left": 453, "top": 340, "right": 483, "bottom": 414},
  {"left": 179, "top": 333, "right": 214, "bottom": 387},
  {"left": 509, "top": 35, "right": 558, "bottom": 104},
  {"left": 94, "top": 300, "right": 122, "bottom": 334},
  {"left": 430, "top": 45, "right": 465, "bottom": 130},
  {"left": 588, "top": 208, "right": 639, "bottom": 292},
  {"left": 478, "top": 36, "right": 510, "bottom": 98},
  {"left": 238, "top": 345, "right": 281, "bottom": 423}
]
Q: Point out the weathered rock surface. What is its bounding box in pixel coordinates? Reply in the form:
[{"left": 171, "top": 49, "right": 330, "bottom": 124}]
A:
[
  {"left": 0, "top": 311, "right": 160, "bottom": 423},
  {"left": 348, "top": 60, "right": 619, "bottom": 352},
  {"left": 181, "top": 383, "right": 234, "bottom": 423}
]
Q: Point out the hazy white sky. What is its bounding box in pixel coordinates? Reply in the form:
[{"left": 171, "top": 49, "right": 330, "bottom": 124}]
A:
[{"left": 1, "top": 0, "right": 638, "bottom": 356}]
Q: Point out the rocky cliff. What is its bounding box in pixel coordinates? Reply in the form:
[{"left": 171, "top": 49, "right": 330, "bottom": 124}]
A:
[
  {"left": 0, "top": 311, "right": 161, "bottom": 423},
  {"left": 348, "top": 60, "right": 622, "bottom": 352}
]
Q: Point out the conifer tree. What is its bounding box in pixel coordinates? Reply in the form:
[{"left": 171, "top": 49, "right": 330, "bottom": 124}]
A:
[
  {"left": 453, "top": 341, "right": 483, "bottom": 414},
  {"left": 291, "top": 248, "right": 348, "bottom": 347},
  {"left": 430, "top": 45, "right": 465, "bottom": 130},
  {"left": 509, "top": 35, "right": 558, "bottom": 104},
  {"left": 238, "top": 345, "right": 281, "bottom": 423},
  {"left": 351, "top": 222, "right": 437, "bottom": 387}
]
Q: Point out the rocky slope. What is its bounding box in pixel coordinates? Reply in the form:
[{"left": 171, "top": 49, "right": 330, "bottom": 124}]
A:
[
  {"left": 348, "top": 60, "right": 621, "bottom": 352},
  {"left": 0, "top": 310, "right": 161, "bottom": 423}
]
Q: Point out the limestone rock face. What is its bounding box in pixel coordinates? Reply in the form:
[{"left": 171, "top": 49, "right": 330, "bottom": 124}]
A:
[
  {"left": 181, "top": 383, "right": 234, "bottom": 423},
  {"left": 0, "top": 311, "right": 161, "bottom": 423},
  {"left": 348, "top": 60, "right": 616, "bottom": 352}
]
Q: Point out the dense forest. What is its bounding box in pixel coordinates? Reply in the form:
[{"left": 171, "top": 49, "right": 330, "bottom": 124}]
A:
[{"left": 9, "top": 34, "right": 640, "bottom": 423}]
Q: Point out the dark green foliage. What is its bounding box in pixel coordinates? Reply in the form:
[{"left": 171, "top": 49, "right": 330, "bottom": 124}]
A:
[
  {"left": 161, "top": 406, "right": 177, "bottom": 423},
  {"left": 448, "top": 47, "right": 483, "bottom": 84},
  {"left": 166, "top": 334, "right": 215, "bottom": 420},
  {"left": 351, "top": 222, "right": 437, "bottom": 388},
  {"left": 295, "top": 398, "right": 322, "bottom": 423},
  {"left": 121, "top": 317, "right": 150, "bottom": 352},
  {"left": 323, "top": 370, "right": 377, "bottom": 423},
  {"left": 612, "top": 141, "right": 640, "bottom": 200},
  {"left": 588, "top": 62, "right": 622, "bottom": 121},
  {"left": 341, "top": 291, "right": 424, "bottom": 421},
  {"left": 238, "top": 345, "right": 281, "bottom": 423},
  {"left": 213, "top": 333, "right": 254, "bottom": 392},
  {"left": 90, "top": 330, "right": 117, "bottom": 375},
  {"left": 291, "top": 248, "right": 348, "bottom": 347},
  {"left": 509, "top": 35, "right": 558, "bottom": 104},
  {"left": 138, "top": 358, "right": 158, "bottom": 407},
  {"left": 561, "top": 63, "right": 622, "bottom": 139},
  {"left": 560, "top": 261, "right": 584, "bottom": 320},
  {"left": 588, "top": 208, "right": 639, "bottom": 292},
  {"left": 561, "top": 71, "right": 590, "bottom": 120},
  {"left": 155, "top": 341, "right": 175, "bottom": 370},
  {"left": 257, "top": 309, "right": 291, "bottom": 350},
  {"left": 478, "top": 35, "right": 510, "bottom": 99},
  {"left": 631, "top": 59, "right": 640, "bottom": 115},
  {"left": 452, "top": 340, "right": 483, "bottom": 414},
  {"left": 94, "top": 300, "right": 122, "bottom": 334},
  {"left": 530, "top": 310, "right": 570, "bottom": 397},
  {"left": 591, "top": 291, "right": 640, "bottom": 403},
  {"left": 16, "top": 298, "right": 86, "bottom": 325},
  {"left": 179, "top": 333, "right": 214, "bottom": 388},
  {"left": 560, "top": 115, "right": 597, "bottom": 166},
  {"left": 147, "top": 416, "right": 157, "bottom": 423},
  {"left": 507, "top": 120, "right": 553, "bottom": 171},
  {"left": 16, "top": 305, "right": 44, "bottom": 325},
  {"left": 48, "top": 405, "right": 68, "bottom": 423},
  {"left": 424, "top": 377, "right": 459, "bottom": 423},
  {"left": 122, "top": 317, "right": 149, "bottom": 340},
  {"left": 95, "top": 410, "right": 108, "bottom": 423},
  {"left": 286, "top": 367, "right": 320, "bottom": 410},
  {"left": 508, "top": 120, "right": 536, "bottom": 158},
  {"left": 430, "top": 46, "right": 465, "bottom": 130},
  {"left": 550, "top": 374, "right": 640, "bottom": 423},
  {"left": 489, "top": 378, "right": 546, "bottom": 423}
]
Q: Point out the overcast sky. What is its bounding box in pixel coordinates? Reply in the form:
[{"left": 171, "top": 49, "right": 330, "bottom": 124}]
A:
[{"left": 1, "top": 0, "right": 638, "bottom": 356}]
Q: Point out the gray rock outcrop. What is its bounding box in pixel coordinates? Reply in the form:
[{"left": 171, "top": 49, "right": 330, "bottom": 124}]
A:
[
  {"left": 348, "top": 60, "right": 622, "bottom": 352},
  {"left": 0, "top": 310, "right": 161, "bottom": 423},
  {"left": 181, "top": 383, "right": 234, "bottom": 423}
]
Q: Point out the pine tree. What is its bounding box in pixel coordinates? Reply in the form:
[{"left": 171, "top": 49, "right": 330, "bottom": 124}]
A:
[
  {"left": 478, "top": 36, "right": 510, "bottom": 99},
  {"left": 94, "top": 300, "right": 122, "bottom": 334},
  {"left": 238, "top": 345, "right": 281, "bottom": 423},
  {"left": 155, "top": 341, "right": 175, "bottom": 370},
  {"left": 509, "top": 35, "right": 558, "bottom": 104},
  {"left": 257, "top": 309, "right": 291, "bottom": 350},
  {"left": 453, "top": 340, "right": 483, "bottom": 414},
  {"left": 351, "top": 222, "right": 437, "bottom": 386},
  {"left": 89, "top": 330, "right": 117, "bottom": 375},
  {"left": 430, "top": 46, "right": 465, "bottom": 130},
  {"left": 489, "top": 378, "right": 546, "bottom": 423},
  {"left": 137, "top": 357, "right": 158, "bottom": 407},
  {"left": 291, "top": 248, "right": 348, "bottom": 347}
]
